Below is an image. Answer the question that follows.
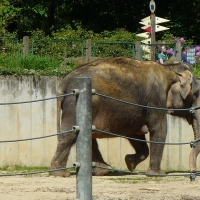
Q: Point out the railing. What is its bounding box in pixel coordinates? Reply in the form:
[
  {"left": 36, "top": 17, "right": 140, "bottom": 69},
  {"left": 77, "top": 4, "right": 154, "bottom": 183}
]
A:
[{"left": 92, "top": 41, "right": 135, "bottom": 58}]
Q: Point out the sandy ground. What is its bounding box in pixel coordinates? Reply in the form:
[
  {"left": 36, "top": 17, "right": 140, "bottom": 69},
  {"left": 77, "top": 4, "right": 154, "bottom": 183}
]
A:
[{"left": 0, "top": 171, "right": 200, "bottom": 200}]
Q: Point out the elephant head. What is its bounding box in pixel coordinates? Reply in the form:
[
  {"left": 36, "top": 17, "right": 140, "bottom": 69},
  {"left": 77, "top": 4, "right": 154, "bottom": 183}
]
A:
[
  {"left": 164, "top": 63, "right": 200, "bottom": 172},
  {"left": 167, "top": 70, "right": 193, "bottom": 109}
]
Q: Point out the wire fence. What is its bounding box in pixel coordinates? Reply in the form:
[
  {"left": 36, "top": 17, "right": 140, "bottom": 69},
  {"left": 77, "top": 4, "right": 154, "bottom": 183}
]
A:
[{"left": 0, "top": 88, "right": 199, "bottom": 181}]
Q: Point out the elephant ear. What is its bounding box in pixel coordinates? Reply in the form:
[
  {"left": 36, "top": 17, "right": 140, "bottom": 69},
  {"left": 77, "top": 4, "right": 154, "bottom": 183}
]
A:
[{"left": 176, "top": 70, "right": 193, "bottom": 99}]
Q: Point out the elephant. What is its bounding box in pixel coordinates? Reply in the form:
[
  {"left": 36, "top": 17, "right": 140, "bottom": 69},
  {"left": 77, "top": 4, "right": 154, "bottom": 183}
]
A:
[{"left": 50, "top": 57, "right": 200, "bottom": 177}]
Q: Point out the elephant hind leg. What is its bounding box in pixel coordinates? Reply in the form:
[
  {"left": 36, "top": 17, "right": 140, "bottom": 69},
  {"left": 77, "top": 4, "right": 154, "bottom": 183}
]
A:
[
  {"left": 92, "top": 139, "right": 112, "bottom": 176},
  {"left": 125, "top": 135, "right": 149, "bottom": 172},
  {"left": 50, "top": 132, "right": 77, "bottom": 177}
]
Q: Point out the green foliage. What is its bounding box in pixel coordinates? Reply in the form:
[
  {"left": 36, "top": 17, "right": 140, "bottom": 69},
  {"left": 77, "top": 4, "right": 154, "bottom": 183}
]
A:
[
  {"left": 29, "top": 27, "right": 139, "bottom": 59},
  {"left": 0, "top": 0, "right": 20, "bottom": 35},
  {"left": 0, "top": 53, "right": 75, "bottom": 77},
  {"left": 194, "top": 57, "right": 200, "bottom": 78},
  {"left": 158, "top": 33, "right": 193, "bottom": 45},
  {"left": 0, "top": 27, "right": 200, "bottom": 77},
  {"left": 0, "top": 0, "right": 199, "bottom": 45}
]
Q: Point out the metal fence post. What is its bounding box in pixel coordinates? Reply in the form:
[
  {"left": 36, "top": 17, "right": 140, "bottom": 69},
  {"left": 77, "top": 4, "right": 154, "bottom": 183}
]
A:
[{"left": 76, "top": 77, "right": 92, "bottom": 200}]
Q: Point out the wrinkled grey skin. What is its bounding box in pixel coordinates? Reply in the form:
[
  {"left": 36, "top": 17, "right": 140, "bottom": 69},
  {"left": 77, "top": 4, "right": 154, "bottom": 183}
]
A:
[{"left": 50, "top": 58, "right": 200, "bottom": 177}]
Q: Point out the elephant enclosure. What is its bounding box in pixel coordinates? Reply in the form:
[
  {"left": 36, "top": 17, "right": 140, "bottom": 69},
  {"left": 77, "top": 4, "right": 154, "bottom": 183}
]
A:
[{"left": 1, "top": 173, "right": 200, "bottom": 200}]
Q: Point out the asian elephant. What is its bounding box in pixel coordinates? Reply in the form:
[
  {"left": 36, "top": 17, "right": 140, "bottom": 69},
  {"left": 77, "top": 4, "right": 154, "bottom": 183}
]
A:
[{"left": 50, "top": 57, "right": 200, "bottom": 177}]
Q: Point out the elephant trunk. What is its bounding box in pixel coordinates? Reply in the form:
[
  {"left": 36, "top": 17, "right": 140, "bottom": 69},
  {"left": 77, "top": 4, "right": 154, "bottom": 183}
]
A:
[{"left": 189, "top": 97, "right": 200, "bottom": 172}]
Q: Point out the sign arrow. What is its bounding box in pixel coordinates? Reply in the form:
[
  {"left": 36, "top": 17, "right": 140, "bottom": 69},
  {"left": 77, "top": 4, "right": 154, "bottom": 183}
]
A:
[
  {"left": 143, "top": 54, "right": 151, "bottom": 60},
  {"left": 141, "top": 38, "right": 151, "bottom": 44},
  {"left": 156, "top": 17, "right": 170, "bottom": 24},
  {"left": 155, "top": 25, "right": 169, "bottom": 32},
  {"left": 139, "top": 21, "right": 151, "bottom": 26},
  {"left": 141, "top": 16, "right": 150, "bottom": 21},
  {"left": 141, "top": 25, "right": 169, "bottom": 32},
  {"left": 141, "top": 16, "right": 170, "bottom": 24},
  {"left": 136, "top": 32, "right": 150, "bottom": 38}
]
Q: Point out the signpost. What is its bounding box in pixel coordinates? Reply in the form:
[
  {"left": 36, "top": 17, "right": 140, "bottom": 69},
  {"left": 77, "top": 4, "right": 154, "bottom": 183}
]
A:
[{"left": 136, "top": 0, "right": 170, "bottom": 61}]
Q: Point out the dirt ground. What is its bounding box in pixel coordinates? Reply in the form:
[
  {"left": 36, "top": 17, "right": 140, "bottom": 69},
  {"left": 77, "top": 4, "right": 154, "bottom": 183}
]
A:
[{"left": 1, "top": 171, "right": 200, "bottom": 200}]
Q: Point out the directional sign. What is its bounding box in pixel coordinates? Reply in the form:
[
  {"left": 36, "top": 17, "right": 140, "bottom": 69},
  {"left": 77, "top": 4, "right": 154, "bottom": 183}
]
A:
[
  {"left": 141, "top": 25, "right": 150, "bottom": 30},
  {"left": 141, "top": 16, "right": 170, "bottom": 24},
  {"left": 142, "top": 45, "right": 151, "bottom": 60},
  {"left": 142, "top": 46, "right": 151, "bottom": 53},
  {"left": 155, "top": 25, "right": 169, "bottom": 32},
  {"left": 141, "top": 38, "right": 151, "bottom": 44},
  {"left": 141, "top": 25, "right": 169, "bottom": 32},
  {"left": 141, "top": 26, "right": 152, "bottom": 34},
  {"left": 156, "top": 17, "right": 170, "bottom": 24},
  {"left": 141, "top": 16, "right": 150, "bottom": 22},
  {"left": 139, "top": 21, "right": 151, "bottom": 26},
  {"left": 143, "top": 54, "right": 151, "bottom": 60},
  {"left": 136, "top": 32, "right": 150, "bottom": 38}
]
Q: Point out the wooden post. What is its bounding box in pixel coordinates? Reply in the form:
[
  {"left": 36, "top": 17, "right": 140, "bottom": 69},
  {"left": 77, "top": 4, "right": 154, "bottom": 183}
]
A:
[
  {"left": 150, "top": 14, "right": 156, "bottom": 61},
  {"left": 23, "top": 36, "right": 29, "bottom": 56},
  {"left": 175, "top": 42, "right": 182, "bottom": 62},
  {"left": 86, "top": 39, "right": 92, "bottom": 57},
  {"left": 135, "top": 41, "right": 142, "bottom": 60}
]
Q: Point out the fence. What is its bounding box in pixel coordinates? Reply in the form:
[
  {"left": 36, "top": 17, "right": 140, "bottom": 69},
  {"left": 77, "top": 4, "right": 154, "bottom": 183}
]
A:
[
  {"left": 0, "top": 75, "right": 196, "bottom": 170},
  {"left": 92, "top": 42, "right": 135, "bottom": 58},
  {"left": 140, "top": 43, "right": 175, "bottom": 61},
  {"left": 0, "top": 36, "right": 189, "bottom": 63},
  {"left": 0, "top": 76, "right": 200, "bottom": 199},
  {"left": 31, "top": 39, "right": 84, "bottom": 58}
]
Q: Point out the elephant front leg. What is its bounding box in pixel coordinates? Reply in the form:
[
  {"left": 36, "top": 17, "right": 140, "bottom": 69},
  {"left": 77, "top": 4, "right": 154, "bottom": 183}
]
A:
[
  {"left": 146, "top": 121, "right": 167, "bottom": 176},
  {"left": 92, "top": 139, "right": 112, "bottom": 176},
  {"left": 125, "top": 134, "right": 149, "bottom": 171},
  {"left": 50, "top": 132, "right": 77, "bottom": 177}
]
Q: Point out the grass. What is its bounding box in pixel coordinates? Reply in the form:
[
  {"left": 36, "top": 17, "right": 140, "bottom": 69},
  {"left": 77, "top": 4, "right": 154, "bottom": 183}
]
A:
[
  {"left": 108, "top": 177, "right": 162, "bottom": 184},
  {"left": 0, "top": 165, "right": 77, "bottom": 177},
  {"left": 0, "top": 53, "right": 77, "bottom": 77},
  {"left": 0, "top": 53, "right": 200, "bottom": 78},
  {"left": 0, "top": 165, "right": 49, "bottom": 172}
]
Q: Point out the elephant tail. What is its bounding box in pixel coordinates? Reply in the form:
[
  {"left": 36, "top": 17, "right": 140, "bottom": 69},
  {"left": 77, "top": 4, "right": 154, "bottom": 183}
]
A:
[{"left": 57, "top": 89, "right": 65, "bottom": 135}]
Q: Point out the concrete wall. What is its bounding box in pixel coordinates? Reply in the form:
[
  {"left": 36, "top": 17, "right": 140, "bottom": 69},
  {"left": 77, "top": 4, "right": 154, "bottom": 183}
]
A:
[{"left": 0, "top": 76, "right": 197, "bottom": 172}]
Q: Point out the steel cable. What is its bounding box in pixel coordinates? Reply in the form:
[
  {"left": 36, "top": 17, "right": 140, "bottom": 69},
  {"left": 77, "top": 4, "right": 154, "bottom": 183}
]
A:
[
  {"left": 0, "top": 93, "right": 73, "bottom": 105},
  {"left": 0, "top": 130, "right": 73, "bottom": 143},
  {"left": 95, "top": 129, "right": 191, "bottom": 145},
  {"left": 0, "top": 167, "right": 75, "bottom": 177},
  {"left": 95, "top": 92, "right": 198, "bottom": 112},
  {"left": 95, "top": 166, "right": 196, "bottom": 177}
]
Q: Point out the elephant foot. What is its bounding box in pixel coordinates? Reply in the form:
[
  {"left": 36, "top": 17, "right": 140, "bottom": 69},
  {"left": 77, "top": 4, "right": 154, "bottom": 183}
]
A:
[
  {"left": 93, "top": 162, "right": 112, "bottom": 176},
  {"left": 49, "top": 168, "right": 71, "bottom": 177},
  {"left": 125, "top": 154, "right": 145, "bottom": 172},
  {"left": 146, "top": 168, "right": 166, "bottom": 177}
]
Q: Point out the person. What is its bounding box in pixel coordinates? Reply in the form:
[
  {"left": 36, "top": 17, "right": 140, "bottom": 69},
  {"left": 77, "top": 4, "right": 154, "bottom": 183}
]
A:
[
  {"left": 157, "top": 46, "right": 168, "bottom": 64},
  {"left": 182, "top": 46, "right": 190, "bottom": 63}
]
